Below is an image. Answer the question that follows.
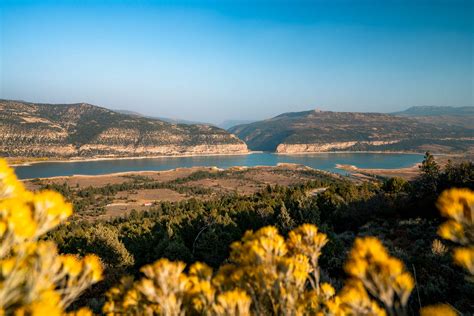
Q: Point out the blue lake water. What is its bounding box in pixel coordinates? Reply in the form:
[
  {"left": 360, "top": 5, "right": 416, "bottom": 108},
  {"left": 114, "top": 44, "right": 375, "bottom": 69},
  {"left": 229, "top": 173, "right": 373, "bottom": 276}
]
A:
[{"left": 13, "top": 152, "right": 423, "bottom": 179}]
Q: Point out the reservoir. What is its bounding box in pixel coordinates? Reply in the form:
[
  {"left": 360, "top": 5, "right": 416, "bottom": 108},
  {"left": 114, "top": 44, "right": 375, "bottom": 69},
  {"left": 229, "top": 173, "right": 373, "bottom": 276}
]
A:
[{"left": 14, "top": 152, "right": 423, "bottom": 179}]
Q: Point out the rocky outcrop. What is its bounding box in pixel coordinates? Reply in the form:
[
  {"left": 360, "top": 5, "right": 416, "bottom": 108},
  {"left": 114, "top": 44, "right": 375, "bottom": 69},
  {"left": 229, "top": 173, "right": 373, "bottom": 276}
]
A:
[
  {"left": 276, "top": 140, "right": 400, "bottom": 153},
  {"left": 78, "top": 143, "right": 249, "bottom": 156},
  {"left": 0, "top": 100, "right": 249, "bottom": 158}
]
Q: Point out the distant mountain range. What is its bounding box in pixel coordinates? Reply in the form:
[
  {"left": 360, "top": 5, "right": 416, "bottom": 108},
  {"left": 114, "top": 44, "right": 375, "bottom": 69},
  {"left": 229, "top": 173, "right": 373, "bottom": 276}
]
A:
[
  {"left": 391, "top": 106, "right": 474, "bottom": 129},
  {"left": 219, "top": 120, "right": 256, "bottom": 130},
  {"left": 392, "top": 105, "right": 474, "bottom": 117},
  {"left": 114, "top": 109, "right": 206, "bottom": 125},
  {"left": 0, "top": 100, "right": 248, "bottom": 158},
  {"left": 229, "top": 106, "right": 474, "bottom": 154},
  {"left": 115, "top": 110, "right": 254, "bottom": 129}
]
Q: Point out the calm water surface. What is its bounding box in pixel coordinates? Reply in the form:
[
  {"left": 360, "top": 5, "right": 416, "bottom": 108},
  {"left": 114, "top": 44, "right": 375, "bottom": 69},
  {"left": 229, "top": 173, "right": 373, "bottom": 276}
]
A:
[{"left": 14, "top": 152, "right": 423, "bottom": 179}]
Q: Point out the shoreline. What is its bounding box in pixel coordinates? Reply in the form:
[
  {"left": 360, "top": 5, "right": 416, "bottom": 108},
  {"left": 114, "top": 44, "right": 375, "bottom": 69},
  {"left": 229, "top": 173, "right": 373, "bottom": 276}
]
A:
[
  {"left": 9, "top": 151, "right": 262, "bottom": 167},
  {"left": 276, "top": 150, "right": 453, "bottom": 156},
  {"left": 335, "top": 162, "right": 422, "bottom": 180},
  {"left": 19, "top": 163, "right": 312, "bottom": 181},
  {"left": 20, "top": 166, "right": 221, "bottom": 181},
  {"left": 335, "top": 161, "right": 421, "bottom": 170}
]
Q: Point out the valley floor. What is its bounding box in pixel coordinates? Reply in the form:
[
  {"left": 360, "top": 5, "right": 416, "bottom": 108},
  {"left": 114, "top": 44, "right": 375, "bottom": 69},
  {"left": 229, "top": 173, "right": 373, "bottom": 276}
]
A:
[{"left": 24, "top": 164, "right": 343, "bottom": 219}]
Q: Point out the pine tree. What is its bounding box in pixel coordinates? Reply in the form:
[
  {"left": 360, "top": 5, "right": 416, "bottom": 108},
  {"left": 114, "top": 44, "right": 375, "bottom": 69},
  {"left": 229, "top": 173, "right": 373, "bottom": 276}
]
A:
[{"left": 277, "top": 203, "right": 295, "bottom": 233}]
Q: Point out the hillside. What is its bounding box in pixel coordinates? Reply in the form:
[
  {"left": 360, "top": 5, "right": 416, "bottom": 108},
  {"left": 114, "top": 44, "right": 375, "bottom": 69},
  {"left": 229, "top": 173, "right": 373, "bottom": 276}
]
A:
[
  {"left": 392, "top": 106, "right": 474, "bottom": 129},
  {"left": 229, "top": 109, "right": 474, "bottom": 153},
  {"left": 0, "top": 100, "right": 248, "bottom": 158}
]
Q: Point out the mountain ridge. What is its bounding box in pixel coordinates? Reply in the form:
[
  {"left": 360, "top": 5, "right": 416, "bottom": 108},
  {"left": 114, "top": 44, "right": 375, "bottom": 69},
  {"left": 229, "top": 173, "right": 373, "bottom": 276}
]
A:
[
  {"left": 0, "top": 100, "right": 248, "bottom": 158},
  {"left": 392, "top": 105, "right": 474, "bottom": 116},
  {"left": 113, "top": 109, "right": 207, "bottom": 125},
  {"left": 229, "top": 108, "right": 474, "bottom": 153}
]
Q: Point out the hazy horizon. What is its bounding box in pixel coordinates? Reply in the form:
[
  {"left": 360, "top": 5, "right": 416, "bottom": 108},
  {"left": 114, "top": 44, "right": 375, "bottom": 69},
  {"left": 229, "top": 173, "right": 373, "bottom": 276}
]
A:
[{"left": 1, "top": 0, "right": 473, "bottom": 124}]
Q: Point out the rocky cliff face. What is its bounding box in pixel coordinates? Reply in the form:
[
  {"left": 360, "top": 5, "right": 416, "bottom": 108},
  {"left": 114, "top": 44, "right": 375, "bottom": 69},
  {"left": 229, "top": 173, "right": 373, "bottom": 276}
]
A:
[
  {"left": 276, "top": 140, "right": 401, "bottom": 153},
  {"left": 0, "top": 100, "right": 248, "bottom": 158}
]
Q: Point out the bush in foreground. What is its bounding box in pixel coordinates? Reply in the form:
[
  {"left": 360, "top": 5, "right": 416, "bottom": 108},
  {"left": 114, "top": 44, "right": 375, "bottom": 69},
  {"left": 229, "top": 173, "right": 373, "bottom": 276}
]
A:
[{"left": 0, "top": 159, "right": 103, "bottom": 315}]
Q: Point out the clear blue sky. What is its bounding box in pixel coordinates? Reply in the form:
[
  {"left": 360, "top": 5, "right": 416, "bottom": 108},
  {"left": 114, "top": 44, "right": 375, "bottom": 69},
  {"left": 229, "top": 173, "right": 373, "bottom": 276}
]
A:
[{"left": 1, "top": 0, "right": 473, "bottom": 124}]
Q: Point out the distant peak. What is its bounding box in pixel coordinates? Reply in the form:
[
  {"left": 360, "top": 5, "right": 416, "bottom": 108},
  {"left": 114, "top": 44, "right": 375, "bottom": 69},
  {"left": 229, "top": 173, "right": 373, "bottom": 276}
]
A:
[{"left": 394, "top": 105, "right": 474, "bottom": 116}]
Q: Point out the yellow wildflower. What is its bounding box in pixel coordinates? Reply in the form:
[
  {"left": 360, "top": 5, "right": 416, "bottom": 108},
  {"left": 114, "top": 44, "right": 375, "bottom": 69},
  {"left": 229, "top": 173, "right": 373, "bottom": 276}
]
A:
[
  {"left": 320, "top": 282, "right": 335, "bottom": 299},
  {"left": 339, "top": 280, "right": 386, "bottom": 316},
  {"left": 0, "top": 199, "right": 37, "bottom": 239},
  {"left": 345, "top": 237, "right": 413, "bottom": 311},
  {"left": 230, "top": 226, "right": 287, "bottom": 265},
  {"left": 32, "top": 190, "right": 73, "bottom": 234},
  {"left": 420, "top": 304, "right": 457, "bottom": 316},
  {"left": 17, "top": 289, "right": 62, "bottom": 316},
  {"left": 0, "top": 159, "right": 25, "bottom": 198},
  {"left": 83, "top": 255, "right": 103, "bottom": 282},
  {"left": 61, "top": 254, "right": 83, "bottom": 277},
  {"left": 0, "top": 159, "right": 102, "bottom": 315},
  {"left": 438, "top": 220, "right": 465, "bottom": 243},
  {"left": 65, "top": 307, "right": 94, "bottom": 316},
  {"left": 325, "top": 296, "right": 345, "bottom": 316},
  {"left": 189, "top": 262, "right": 213, "bottom": 281},
  {"left": 213, "top": 289, "right": 251, "bottom": 316},
  {"left": 122, "top": 288, "right": 140, "bottom": 308},
  {"left": 0, "top": 257, "right": 16, "bottom": 275},
  {"left": 0, "top": 220, "right": 7, "bottom": 237},
  {"left": 277, "top": 254, "right": 311, "bottom": 286},
  {"left": 287, "top": 224, "right": 328, "bottom": 259},
  {"left": 437, "top": 188, "right": 474, "bottom": 279},
  {"left": 453, "top": 246, "right": 474, "bottom": 275},
  {"left": 437, "top": 188, "right": 474, "bottom": 224}
]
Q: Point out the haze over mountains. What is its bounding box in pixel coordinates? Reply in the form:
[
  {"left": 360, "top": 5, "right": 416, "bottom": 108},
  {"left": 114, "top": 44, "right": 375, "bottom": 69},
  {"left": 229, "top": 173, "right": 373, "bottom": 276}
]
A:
[
  {"left": 114, "top": 109, "right": 207, "bottom": 126},
  {"left": 229, "top": 106, "right": 474, "bottom": 154},
  {"left": 115, "top": 109, "right": 254, "bottom": 129},
  {"left": 393, "top": 105, "right": 474, "bottom": 117},
  {"left": 391, "top": 106, "right": 474, "bottom": 129},
  {"left": 0, "top": 100, "right": 247, "bottom": 158}
]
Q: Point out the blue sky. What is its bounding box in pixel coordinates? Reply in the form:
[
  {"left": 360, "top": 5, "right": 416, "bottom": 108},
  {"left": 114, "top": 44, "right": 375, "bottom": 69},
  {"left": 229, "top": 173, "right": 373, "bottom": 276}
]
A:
[{"left": 1, "top": 0, "right": 473, "bottom": 124}]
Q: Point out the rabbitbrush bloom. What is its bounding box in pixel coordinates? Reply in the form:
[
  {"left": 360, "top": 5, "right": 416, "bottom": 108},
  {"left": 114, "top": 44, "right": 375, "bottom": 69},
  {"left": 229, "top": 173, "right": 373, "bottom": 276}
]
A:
[
  {"left": 0, "top": 158, "right": 103, "bottom": 315},
  {"left": 437, "top": 188, "right": 474, "bottom": 279},
  {"left": 344, "top": 237, "right": 414, "bottom": 314}
]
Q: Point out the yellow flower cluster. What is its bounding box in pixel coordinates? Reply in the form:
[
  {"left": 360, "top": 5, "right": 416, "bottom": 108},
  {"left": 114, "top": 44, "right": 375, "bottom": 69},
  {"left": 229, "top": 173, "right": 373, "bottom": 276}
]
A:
[
  {"left": 437, "top": 188, "right": 474, "bottom": 277},
  {"left": 343, "top": 237, "right": 414, "bottom": 315},
  {"left": 418, "top": 188, "right": 474, "bottom": 315},
  {"left": 103, "top": 258, "right": 251, "bottom": 316},
  {"left": 0, "top": 159, "right": 103, "bottom": 315},
  {"left": 104, "top": 223, "right": 415, "bottom": 316},
  {"left": 420, "top": 304, "right": 457, "bottom": 316}
]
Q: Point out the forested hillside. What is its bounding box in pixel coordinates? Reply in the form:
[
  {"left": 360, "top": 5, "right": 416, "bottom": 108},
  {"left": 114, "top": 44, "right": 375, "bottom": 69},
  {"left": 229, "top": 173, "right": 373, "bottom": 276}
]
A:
[
  {"left": 0, "top": 99, "right": 248, "bottom": 158},
  {"left": 229, "top": 108, "right": 474, "bottom": 153}
]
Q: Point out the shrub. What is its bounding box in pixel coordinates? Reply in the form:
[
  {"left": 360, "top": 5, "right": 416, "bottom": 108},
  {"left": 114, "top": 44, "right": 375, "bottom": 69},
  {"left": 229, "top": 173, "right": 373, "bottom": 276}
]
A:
[
  {"left": 0, "top": 159, "right": 103, "bottom": 315},
  {"left": 103, "top": 224, "right": 415, "bottom": 315}
]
